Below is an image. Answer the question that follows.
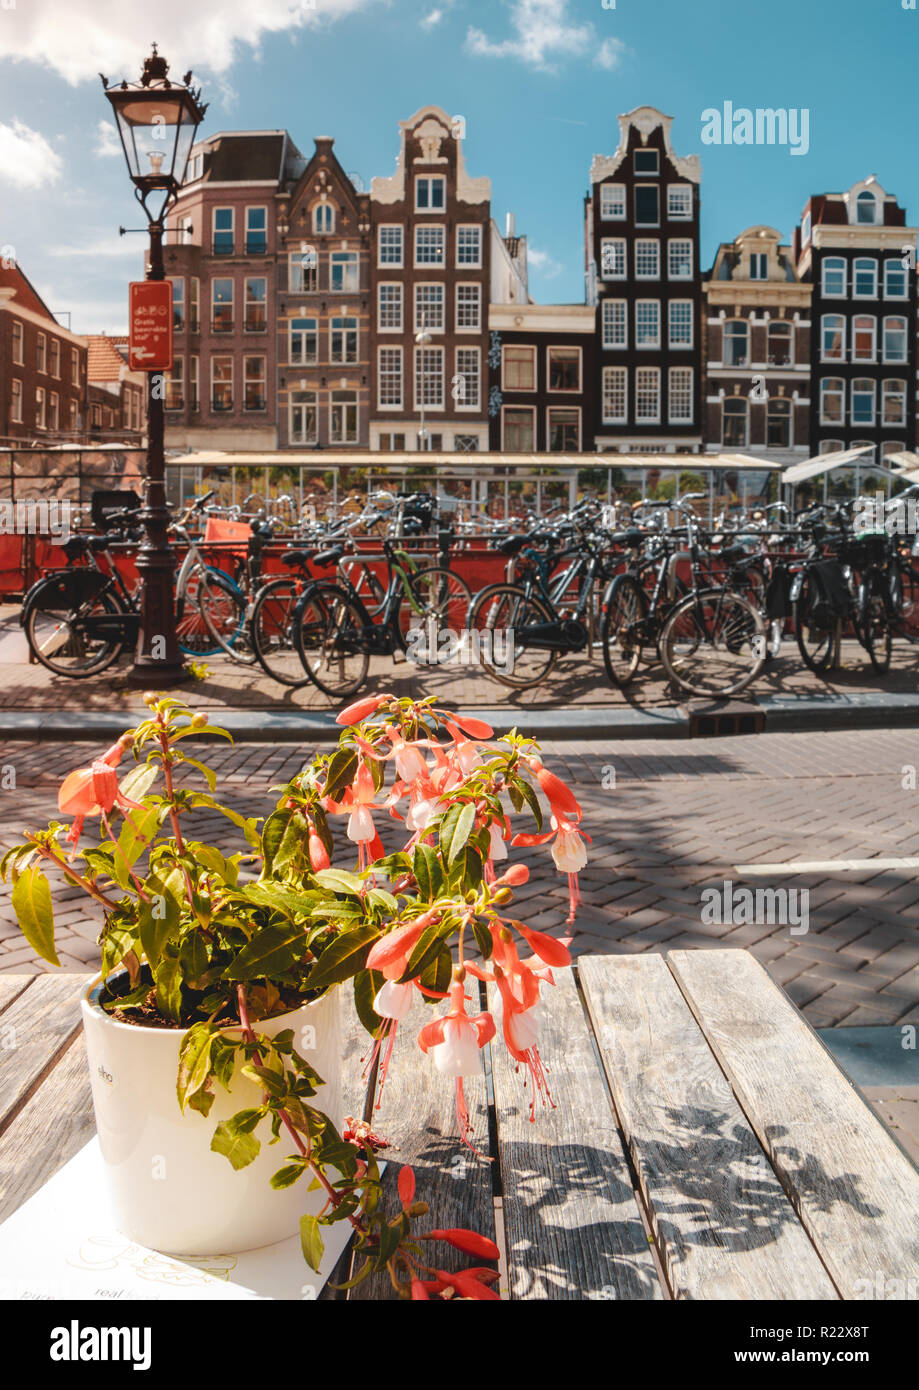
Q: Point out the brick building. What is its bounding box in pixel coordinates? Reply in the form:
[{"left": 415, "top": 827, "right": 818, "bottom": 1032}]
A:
[
  {"left": 0, "top": 263, "right": 88, "bottom": 444},
  {"left": 85, "top": 335, "right": 146, "bottom": 444}
]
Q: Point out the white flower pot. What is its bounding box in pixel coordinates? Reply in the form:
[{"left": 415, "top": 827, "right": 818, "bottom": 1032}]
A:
[{"left": 81, "top": 977, "right": 343, "bottom": 1255}]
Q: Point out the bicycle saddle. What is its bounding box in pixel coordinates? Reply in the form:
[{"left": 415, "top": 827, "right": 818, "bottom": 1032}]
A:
[
  {"left": 718, "top": 543, "right": 750, "bottom": 563},
  {"left": 313, "top": 546, "right": 344, "bottom": 568},
  {"left": 610, "top": 529, "right": 646, "bottom": 547},
  {"left": 280, "top": 549, "right": 313, "bottom": 567},
  {"left": 62, "top": 536, "right": 90, "bottom": 560},
  {"left": 497, "top": 535, "right": 526, "bottom": 556},
  {"left": 88, "top": 535, "right": 114, "bottom": 554}
]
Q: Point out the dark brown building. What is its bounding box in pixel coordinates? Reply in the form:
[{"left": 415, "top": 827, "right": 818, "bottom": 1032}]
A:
[
  {"left": 0, "top": 262, "right": 87, "bottom": 444},
  {"left": 488, "top": 304, "right": 594, "bottom": 451}
]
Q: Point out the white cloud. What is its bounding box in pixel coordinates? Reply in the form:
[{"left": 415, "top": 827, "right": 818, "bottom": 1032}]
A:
[
  {"left": 421, "top": 8, "right": 444, "bottom": 28},
  {"left": 466, "top": 0, "right": 616, "bottom": 72},
  {"left": 94, "top": 119, "right": 121, "bottom": 158},
  {"left": 0, "top": 120, "right": 63, "bottom": 189},
  {"left": 0, "top": 0, "right": 372, "bottom": 85},
  {"left": 47, "top": 235, "right": 140, "bottom": 259},
  {"left": 527, "top": 246, "right": 563, "bottom": 280}
]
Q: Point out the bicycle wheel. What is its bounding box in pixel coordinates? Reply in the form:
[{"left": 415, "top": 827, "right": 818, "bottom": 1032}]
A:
[
  {"left": 860, "top": 571, "right": 892, "bottom": 674},
  {"left": 398, "top": 564, "right": 473, "bottom": 657},
  {"left": 198, "top": 569, "right": 253, "bottom": 664},
  {"left": 24, "top": 579, "right": 126, "bottom": 677},
  {"left": 176, "top": 566, "right": 241, "bottom": 658},
  {"left": 467, "top": 583, "right": 557, "bottom": 689},
  {"left": 600, "top": 574, "right": 647, "bottom": 687},
  {"left": 793, "top": 573, "right": 835, "bottom": 673},
  {"left": 295, "top": 584, "right": 370, "bottom": 698},
  {"left": 250, "top": 577, "right": 312, "bottom": 686},
  {"left": 660, "top": 587, "right": 766, "bottom": 698}
]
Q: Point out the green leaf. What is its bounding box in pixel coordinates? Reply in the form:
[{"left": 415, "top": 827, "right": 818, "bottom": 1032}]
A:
[
  {"left": 180, "top": 932, "right": 210, "bottom": 989},
  {"left": 412, "top": 843, "right": 443, "bottom": 900},
  {"left": 118, "top": 763, "right": 159, "bottom": 803},
  {"left": 177, "top": 1024, "right": 215, "bottom": 1112},
  {"left": 306, "top": 922, "right": 380, "bottom": 991},
  {"left": 353, "top": 969, "right": 384, "bottom": 1037},
  {"left": 138, "top": 881, "right": 179, "bottom": 968},
  {"left": 211, "top": 1119, "right": 261, "bottom": 1171},
  {"left": 516, "top": 776, "right": 543, "bottom": 831},
  {"left": 472, "top": 917, "right": 494, "bottom": 960},
  {"left": 261, "top": 810, "right": 290, "bottom": 876},
  {"left": 374, "top": 1216, "right": 403, "bottom": 1271},
  {"left": 100, "top": 924, "right": 138, "bottom": 980},
  {"left": 323, "top": 748, "right": 358, "bottom": 802},
  {"left": 300, "top": 1213, "right": 325, "bottom": 1273},
  {"left": 440, "top": 802, "right": 475, "bottom": 866},
  {"left": 154, "top": 949, "right": 183, "bottom": 1023},
  {"left": 419, "top": 947, "right": 452, "bottom": 998},
  {"left": 117, "top": 805, "right": 160, "bottom": 874},
  {"left": 242, "top": 882, "right": 310, "bottom": 920},
  {"left": 11, "top": 866, "right": 58, "bottom": 966},
  {"left": 221, "top": 922, "right": 308, "bottom": 981},
  {"left": 406, "top": 919, "right": 454, "bottom": 981},
  {"left": 313, "top": 868, "right": 364, "bottom": 897},
  {"left": 270, "top": 1160, "right": 307, "bottom": 1190},
  {"left": 178, "top": 756, "right": 218, "bottom": 794},
  {"left": 274, "top": 810, "right": 309, "bottom": 873}
]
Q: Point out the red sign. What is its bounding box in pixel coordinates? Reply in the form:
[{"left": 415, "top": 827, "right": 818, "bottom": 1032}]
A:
[{"left": 129, "top": 281, "right": 173, "bottom": 371}]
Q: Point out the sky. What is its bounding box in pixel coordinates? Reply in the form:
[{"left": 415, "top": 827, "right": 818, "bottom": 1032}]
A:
[{"left": 0, "top": 0, "right": 917, "bottom": 333}]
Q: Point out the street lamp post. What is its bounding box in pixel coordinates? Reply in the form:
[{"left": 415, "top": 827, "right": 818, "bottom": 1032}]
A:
[
  {"left": 101, "top": 46, "right": 207, "bottom": 685},
  {"left": 415, "top": 317, "right": 431, "bottom": 452}
]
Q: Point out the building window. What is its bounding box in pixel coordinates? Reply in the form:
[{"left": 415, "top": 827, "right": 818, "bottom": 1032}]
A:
[
  {"left": 503, "top": 407, "right": 535, "bottom": 450},
  {"left": 634, "top": 185, "right": 660, "bottom": 226},
  {"left": 50, "top": 340, "right": 61, "bottom": 378},
  {"left": 853, "top": 258, "right": 878, "bottom": 298},
  {"left": 165, "top": 357, "right": 184, "bottom": 410},
  {"left": 456, "top": 225, "right": 482, "bottom": 267},
  {"left": 822, "top": 257, "right": 847, "bottom": 297},
  {"left": 415, "top": 176, "right": 445, "bottom": 211},
  {"left": 723, "top": 319, "right": 748, "bottom": 366},
  {"left": 600, "top": 238, "right": 626, "bottom": 280},
  {"left": 634, "top": 148, "right": 659, "bottom": 175},
  {"left": 212, "top": 279, "right": 234, "bottom": 332},
  {"left": 415, "top": 346, "right": 444, "bottom": 408},
  {"left": 91, "top": 403, "right": 101, "bottom": 429},
  {"left": 852, "top": 315, "right": 876, "bottom": 362},
  {"left": 668, "top": 239, "right": 693, "bottom": 279},
  {"left": 722, "top": 397, "right": 747, "bottom": 446},
  {"left": 36, "top": 333, "right": 46, "bottom": 374},
  {"left": 313, "top": 203, "right": 335, "bottom": 236},
  {"left": 667, "top": 185, "right": 692, "bottom": 220},
  {"left": 70, "top": 347, "right": 80, "bottom": 383},
  {"left": 851, "top": 439, "right": 876, "bottom": 465},
  {"left": 289, "top": 249, "right": 317, "bottom": 293},
  {"left": 415, "top": 283, "right": 445, "bottom": 331},
  {"left": 35, "top": 386, "right": 46, "bottom": 428},
  {"left": 68, "top": 398, "right": 78, "bottom": 432},
  {"left": 189, "top": 278, "right": 200, "bottom": 332},
  {"left": 881, "top": 439, "right": 906, "bottom": 462},
  {"left": 11, "top": 379, "right": 22, "bottom": 423},
  {"left": 820, "top": 378, "right": 844, "bottom": 425},
  {"left": 378, "top": 225, "right": 403, "bottom": 267},
  {"left": 635, "top": 239, "right": 660, "bottom": 279},
  {"left": 767, "top": 396, "right": 791, "bottom": 447},
  {"left": 330, "top": 390, "right": 358, "bottom": 442},
  {"left": 172, "top": 278, "right": 185, "bottom": 330},
  {"left": 635, "top": 300, "right": 660, "bottom": 349},
  {"left": 600, "top": 184, "right": 626, "bottom": 220},
  {"left": 851, "top": 378, "right": 876, "bottom": 426},
  {"left": 602, "top": 366, "right": 627, "bottom": 424},
  {"left": 882, "top": 379, "right": 907, "bottom": 427},
  {"left": 12, "top": 320, "right": 23, "bottom": 365},
  {"left": 290, "top": 390, "right": 317, "bottom": 444},
  {"left": 418, "top": 433, "right": 443, "bottom": 452},
  {"left": 767, "top": 320, "right": 793, "bottom": 365},
  {"left": 330, "top": 317, "right": 358, "bottom": 364},
  {"left": 455, "top": 347, "right": 480, "bottom": 409},
  {"left": 856, "top": 191, "right": 878, "bottom": 225},
  {"left": 602, "top": 299, "right": 627, "bottom": 349},
  {"left": 244, "top": 278, "right": 267, "bottom": 332},
  {"left": 456, "top": 283, "right": 481, "bottom": 330},
  {"left": 330, "top": 252, "right": 359, "bottom": 293},
  {"left": 211, "top": 356, "right": 233, "bottom": 411},
  {"left": 245, "top": 207, "right": 267, "bottom": 254},
  {"left": 378, "top": 432, "right": 407, "bottom": 451},
  {"left": 190, "top": 355, "right": 199, "bottom": 410},
  {"left": 213, "top": 208, "right": 234, "bottom": 255},
  {"left": 669, "top": 367, "right": 693, "bottom": 424},
  {"left": 548, "top": 407, "right": 580, "bottom": 451},
  {"left": 378, "top": 347, "right": 403, "bottom": 407},
  {"left": 547, "top": 346, "right": 580, "bottom": 392},
  {"left": 290, "top": 317, "right": 317, "bottom": 365},
  {"left": 454, "top": 435, "right": 479, "bottom": 452},
  {"left": 244, "top": 356, "right": 266, "bottom": 411},
  {"left": 883, "top": 315, "right": 908, "bottom": 362},
  {"left": 378, "top": 283, "right": 403, "bottom": 331},
  {"left": 415, "top": 225, "right": 445, "bottom": 266},
  {"left": 821, "top": 314, "right": 845, "bottom": 362},
  {"left": 668, "top": 300, "right": 693, "bottom": 348},
  {"left": 502, "top": 345, "right": 536, "bottom": 391},
  {"left": 635, "top": 367, "right": 660, "bottom": 423},
  {"left": 884, "top": 260, "right": 909, "bottom": 299},
  {"left": 750, "top": 253, "right": 768, "bottom": 280}
]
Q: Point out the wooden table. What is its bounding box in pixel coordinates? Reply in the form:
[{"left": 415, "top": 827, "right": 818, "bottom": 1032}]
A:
[{"left": 2, "top": 951, "right": 918, "bottom": 1301}]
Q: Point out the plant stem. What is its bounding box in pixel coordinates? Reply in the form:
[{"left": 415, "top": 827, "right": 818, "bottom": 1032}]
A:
[
  {"left": 157, "top": 718, "right": 185, "bottom": 855},
  {"left": 29, "top": 841, "right": 120, "bottom": 911}
]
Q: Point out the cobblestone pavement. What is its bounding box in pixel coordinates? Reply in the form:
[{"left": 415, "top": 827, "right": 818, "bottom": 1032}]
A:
[
  {"left": 1, "top": 726, "right": 917, "bottom": 1035},
  {"left": 2, "top": 603, "right": 918, "bottom": 713}
]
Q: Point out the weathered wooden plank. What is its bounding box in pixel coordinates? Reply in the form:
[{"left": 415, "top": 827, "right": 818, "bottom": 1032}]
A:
[
  {"left": 0, "top": 974, "right": 87, "bottom": 1132},
  {"left": 668, "top": 948, "right": 919, "bottom": 1301},
  {"left": 488, "top": 968, "right": 663, "bottom": 1301},
  {"left": 579, "top": 953, "right": 838, "bottom": 1300},
  {"left": 0, "top": 1032, "right": 94, "bottom": 1224},
  {"left": 319, "top": 992, "right": 375, "bottom": 1301},
  {"left": 348, "top": 989, "right": 497, "bottom": 1300},
  {"left": 0, "top": 976, "right": 34, "bottom": 1017}
]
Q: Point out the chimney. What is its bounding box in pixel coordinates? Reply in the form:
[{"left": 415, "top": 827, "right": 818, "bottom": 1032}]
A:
[{"left": 505, "top": 211, "right": 515, "bottom": 238}]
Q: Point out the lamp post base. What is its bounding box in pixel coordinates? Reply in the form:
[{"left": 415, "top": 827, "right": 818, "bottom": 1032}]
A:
[{"left": 126, "top": 660, "right": 193, "bottom": 689}]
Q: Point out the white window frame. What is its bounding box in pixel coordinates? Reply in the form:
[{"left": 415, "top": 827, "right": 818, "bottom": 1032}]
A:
[
  {"left": 415, "top": 282, "right": 445, "bottom": 332},
  {"left": 289, "top": 389, "right": 317, "bottom": 445},
  {"left": 633, "top": 148, "right": 660, "bottom": 177},
  {"left": 635, "top": 300, "right": 661, "bottom": 350},
  {"left": 414, "top": 345, "right": 445, "bottom": 410},
  {"left": 668, "top": 300, "right": 693, "bottom": 349},
  {"left": 634, "top": 183, "right": 660, "bottom": 228},
  {"left": 750, "top": 253, "right": 768, "bottom": 281},
  {"left": 10, "top": 379, "right": 22, "bottom": 423},
  {"left": 602, "top": 366, "right": 628, "bottom": 424},
  {"left": 289, "top": 317, "right": 318, "bottom": 366},
  {"left": 635, "top": 239, "right": 660, "bottom": 280},
  {"left": 289, "top": 250, "right": 317, "bottom": 293},
  {"left": 165, "top": 355, "right": 184, "bottom": 411},
  {"left": 330, "top": 390, "right": 358, "bottom": 444},
  {"left": 378, "top": 346, "right": 403, "bottom": 410},
  {"left": 821, "top": 257, "right": 847, "bottom": 298},
  {"left": 245, "top": 205, "right": 268, "bottom": 251},
  {"left": 635, "top": 367, "right": 661, "bottom": 424},
  {"left": 855, "top": 191, "right": 878, "bottom": 225},
  {"left": 668, "top": 366, "right": 693, "bottom": 425},
  {"left": 820, "top": 314, "right": 845, "bottom": 363},
  {"left": 243, "top": 276, "right": 267, "bottom": 332},
  {"left": 851, "top": 378, "right": 876, "bottom": 427},
  {"left": 882, "top": 314, "right": 908, "bottom": 364},
  {"left": 415, "top": 225, "right": 445, "bottom": 268},
  {"left": 602, "top": 299, "right": 627, "bottom": 349},
  {"left": 667, "top": 184, "right": 692, "bottom": 220},
  {"left": 766, "top": 395, "right": 792, "bottom": 448},
  {"left": 501, "top": 405, "right": 536, "bottom": 451},
  {"left": 668, "top": 238, "right": 694, "bottom": 280},
  {"left": 415, "top": 176, "right": 446, "bottom": 213},
  {"left": 210, "top": 356, "right": 233, "bottom": 412},
  {"left": 722, "top": 396, "right": 748, "bottom": 447},
  {"left": 501, "top": 345, "right": 536, "bottom": 392},
  {"left": 455, "top": 346, "right": 480, "bottom": 411},
  {"left": 767, "top": 319, "right": 793, "bottom": 365},
  {"left": 882, "top": 378, "right": 907, "bottom": 428},
  {"left": 212, "top": 206, "right": 234, "bottom": 253},
  {"left": 546, "top": 345, "right": 582, "bottom": 394},
  {"left": 456, "top": 225, "right": 482, "bottom": 268},
  {"left": 378, "top": 283, "right": 403, "bottom": 332},
  {"left": 600, "top": 184, "right": 626, "bottom": 220},
  {"left": 884, "top": 259, "right": 909, "bottom": 299},
  {"left": 313, "top": 202, "right": 335, "bottom": 236},
  {"left": 455, "top": 282, "right": 481, "bottom": 332},
  {"left": 600, "top": 237, "right": 626, "bottom": 281},
  {"left": 547, "top": 406, "right": 581, "bottom": 451},
  {"left": 820, "top": 378, "right": 845, "bottom": 426},
  {"left": 330, "top": 316, "right": 358, "bottom": 365},
  {"left": 378, "top": 224, "right": 404, "bottom": 268},
  {"left": 244, "top": 355, "right": 267, "bottom": 413},
  {"left": 36, "top": 332, "right": 46, "bottom": 374},
  {"left": 11, "top": 320, "right": 23, "bottom": 366},
  {"left": 330, "top": 252, "right": 359, "bottom": 294},
  {"left": 853, "top": 257, "right": 878, "bottom": 299},
  {"left": 851, "top": 314, "right": 876, "bottom": 363}
]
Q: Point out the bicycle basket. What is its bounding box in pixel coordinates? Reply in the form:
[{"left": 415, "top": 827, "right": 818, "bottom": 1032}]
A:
[{"left": 809, "top": 559, "right": 853, "bottom": 626}]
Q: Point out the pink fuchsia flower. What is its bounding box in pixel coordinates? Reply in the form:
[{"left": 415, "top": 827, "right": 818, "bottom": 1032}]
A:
[
  {"left": 417, "top": 981, "right": 496, "bottom": 1151},
  {"left": 512, "top": 814, "right": 590, "bottom": 925},
  {"left": 365, "top": 912, "right": 437, "bottom": 981},
  {"left": 494, "top": 970, "right": 556, "bottom": 1121},
  {"left": 363, "top": 978, "right": 416, "bottom": 1107},
  {"left": 307, "top": 818, "right": 330, "bottom": 872},
  {"left": 430, "top": 1228, "right": 500, "bottom": 1261},
  {"left": 336, "top": 692, "right": 393, "bottom": 726},
  {"left": 57, "top": 740, "right": 143, "bottom": 850},
  {"left": 530, "top": 762, "right": 583, "bottom": 822}
]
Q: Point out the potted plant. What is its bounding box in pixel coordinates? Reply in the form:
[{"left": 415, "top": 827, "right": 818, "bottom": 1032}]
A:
[{"left": 2, "top": 691, "right": 587, "bottom": 1299}]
